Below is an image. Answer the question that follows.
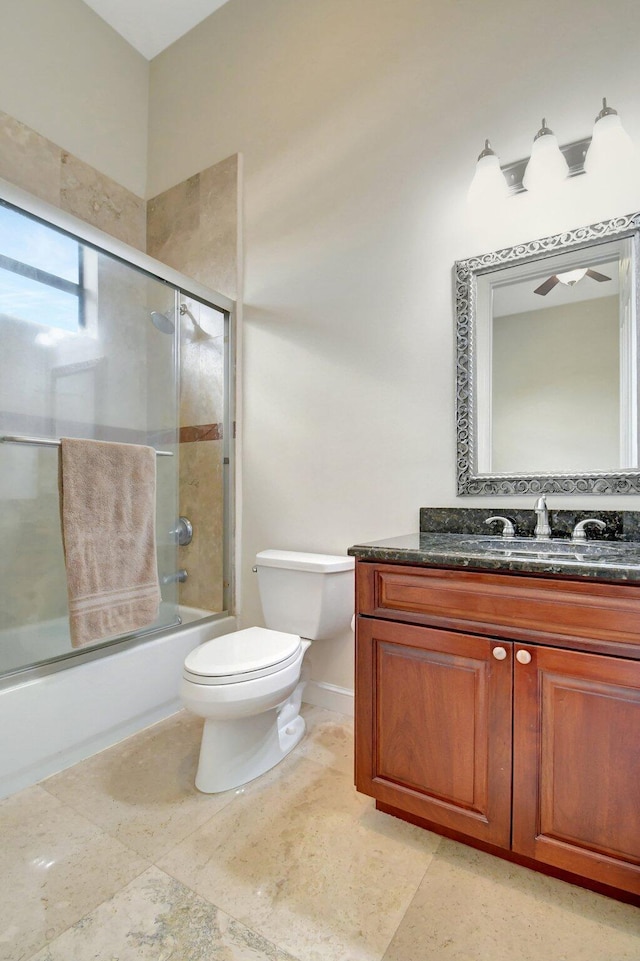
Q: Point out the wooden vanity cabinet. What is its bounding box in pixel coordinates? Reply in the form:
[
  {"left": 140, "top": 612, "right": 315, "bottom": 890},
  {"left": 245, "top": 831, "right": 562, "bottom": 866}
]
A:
[
  {"left": 356, "top": 618, "right": 512, "bottom": 847},
  {"left": 354, "top": 561, "right": 640, "bottom": 901},
  {"left": 512, "top": 643, "right": 640, "bottom": 894},
  {"left": 356, "top": 617, "right": 513, "bottom": 847}
]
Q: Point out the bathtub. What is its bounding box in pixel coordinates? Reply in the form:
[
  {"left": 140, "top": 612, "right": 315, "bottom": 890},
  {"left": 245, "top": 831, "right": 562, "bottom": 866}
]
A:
[{"left": 0, "top": 608, "right": 236, "bottom": 799}]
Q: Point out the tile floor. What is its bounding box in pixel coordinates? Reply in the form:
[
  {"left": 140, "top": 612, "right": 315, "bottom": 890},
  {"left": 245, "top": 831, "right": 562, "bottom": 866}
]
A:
[{"left": 1, "top": 705, "right": 639, "bottom": 961}]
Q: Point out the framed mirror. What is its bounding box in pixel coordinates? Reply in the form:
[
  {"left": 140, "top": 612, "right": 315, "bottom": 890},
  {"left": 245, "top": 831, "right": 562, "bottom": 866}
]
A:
[{"left": 455, "top": 212, "right": 640, "bottom": 494}]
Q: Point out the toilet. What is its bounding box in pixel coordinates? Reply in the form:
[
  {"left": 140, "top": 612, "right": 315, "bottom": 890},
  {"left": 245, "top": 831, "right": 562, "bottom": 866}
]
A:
[{"left": 181, "top": 549, "right": 355, "bottom": 793}]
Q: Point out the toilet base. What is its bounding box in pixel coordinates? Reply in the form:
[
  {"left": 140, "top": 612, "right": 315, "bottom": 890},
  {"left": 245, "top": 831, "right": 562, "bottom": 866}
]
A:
[{"left": 194, "top": 682, "right": 307, "bottom": 793}]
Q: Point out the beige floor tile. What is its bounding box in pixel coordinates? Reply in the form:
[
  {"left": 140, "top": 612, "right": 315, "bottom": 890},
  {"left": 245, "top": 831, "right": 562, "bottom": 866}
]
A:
[
  {"left": 0, "top": 785, "right": 147, "bottom": 961},
  {"left": 29, "top": 866, "right": 301, "bottom": 961},
  {"left": 298, "top": 704, "right": 354, "bottom": 777},
  {"left": 10, "top": 708, "right": 637, "bottom": 961},
  {"left": 42, "top": 711, "right": 237, "bottom": 859},
  {"left": 157, "top": 754, "right": 440, "bottom": 961},
  {"left": 383, "top": 838, "right": 640, "bottom": 961}
]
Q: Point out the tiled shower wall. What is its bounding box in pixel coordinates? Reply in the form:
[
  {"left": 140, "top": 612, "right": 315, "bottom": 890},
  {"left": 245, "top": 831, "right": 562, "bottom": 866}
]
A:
[
  {"left": 0, "top": 111, "right": 147, "bottom": 249},
  {"left": 0, "top": 111, "right": 238, "bottom": 619}
]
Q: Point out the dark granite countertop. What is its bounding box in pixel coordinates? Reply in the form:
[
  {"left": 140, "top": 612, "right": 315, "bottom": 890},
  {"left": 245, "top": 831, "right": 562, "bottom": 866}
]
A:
[{"left": 348, "top": 532, "right": 640, "bottom": 582}]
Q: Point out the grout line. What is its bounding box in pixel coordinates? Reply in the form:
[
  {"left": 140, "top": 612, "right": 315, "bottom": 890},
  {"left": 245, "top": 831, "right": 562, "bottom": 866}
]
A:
[{"left": 377, "top": 834, "right": 445, "bottom": 961}]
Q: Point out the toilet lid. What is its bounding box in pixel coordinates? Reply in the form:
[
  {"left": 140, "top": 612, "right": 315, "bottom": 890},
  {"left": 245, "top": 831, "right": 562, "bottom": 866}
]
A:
[{"left": 183, "top": 627, "right": 302, "bottom": 684}]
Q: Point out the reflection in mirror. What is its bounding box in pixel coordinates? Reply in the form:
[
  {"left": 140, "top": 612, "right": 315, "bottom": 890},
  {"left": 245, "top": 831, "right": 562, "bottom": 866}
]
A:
[{"left": 456, "top": 213, "right": 640, "bottom": 495}]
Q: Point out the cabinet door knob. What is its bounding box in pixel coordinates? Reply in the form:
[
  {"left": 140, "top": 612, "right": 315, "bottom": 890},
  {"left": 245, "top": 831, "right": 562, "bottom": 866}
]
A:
[
  {"left": 492, "top": 646, "right": 507, "bottom": 660},
  {"left": 516, "top": 649, "right": 532, "bottom": 665}
]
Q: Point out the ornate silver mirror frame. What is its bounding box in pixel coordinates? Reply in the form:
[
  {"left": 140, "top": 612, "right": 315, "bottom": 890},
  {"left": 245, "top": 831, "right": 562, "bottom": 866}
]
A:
[{"left": 455, "top": 212, "right": 640, "bottom": 495}]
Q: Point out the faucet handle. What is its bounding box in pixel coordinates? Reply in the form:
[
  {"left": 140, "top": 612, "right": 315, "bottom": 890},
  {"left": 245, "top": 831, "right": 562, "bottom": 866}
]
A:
[
  {"left": 485, "top": 516, "right": 516, "bottom": 539},
  {"left": 571, "top": 518, "right": 607, "bottom": 543}
]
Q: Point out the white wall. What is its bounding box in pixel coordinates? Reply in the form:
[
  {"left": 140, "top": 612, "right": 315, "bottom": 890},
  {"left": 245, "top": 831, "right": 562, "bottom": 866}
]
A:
[
  {"left": 148, "top": 0, "right": 640, "bottom": 693},
  {"left": 0, "top": 0, "right": 149, "bottom": 197}
]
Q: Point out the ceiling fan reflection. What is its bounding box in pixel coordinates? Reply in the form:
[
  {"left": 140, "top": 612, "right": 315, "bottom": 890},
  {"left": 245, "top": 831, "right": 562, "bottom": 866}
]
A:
[{"left": 534, "top": 267, "right": 611, "bottom": 296}]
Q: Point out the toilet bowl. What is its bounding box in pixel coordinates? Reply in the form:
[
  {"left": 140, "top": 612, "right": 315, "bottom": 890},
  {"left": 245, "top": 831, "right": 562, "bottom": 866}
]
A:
[{"left": 181, "top": 550, "right": 354, "bottom": 793}]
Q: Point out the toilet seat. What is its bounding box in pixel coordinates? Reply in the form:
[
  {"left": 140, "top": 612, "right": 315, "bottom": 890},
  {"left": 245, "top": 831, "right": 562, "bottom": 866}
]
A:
[{"left": 183, "top": 627, "right": 302, "bottom": 685}]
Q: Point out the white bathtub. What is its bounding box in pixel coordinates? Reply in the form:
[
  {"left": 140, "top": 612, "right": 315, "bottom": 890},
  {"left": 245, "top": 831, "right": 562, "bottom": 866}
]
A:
[{"left": 0, "top": 608, "right": 236, "bottom": 799}]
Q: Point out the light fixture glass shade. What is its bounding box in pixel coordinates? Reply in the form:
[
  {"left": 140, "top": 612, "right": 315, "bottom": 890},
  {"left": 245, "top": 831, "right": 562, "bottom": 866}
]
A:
[
  {"left": 584, "top": 99, "right": 636, "bottom": 180},
  {"left": 556, "top": 268, "right": 588, "bottom": 287},
  {"left": 468, "top": 140, "right": 508, "bottom": 206},
  {"left": 522, "top": 120, "right": 569, "bottom": 194}
]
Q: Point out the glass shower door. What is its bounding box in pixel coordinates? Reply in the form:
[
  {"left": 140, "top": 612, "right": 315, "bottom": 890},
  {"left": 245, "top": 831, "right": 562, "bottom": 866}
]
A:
[{"left": 0, "top": 200, "right": 181, "bottom": 676}]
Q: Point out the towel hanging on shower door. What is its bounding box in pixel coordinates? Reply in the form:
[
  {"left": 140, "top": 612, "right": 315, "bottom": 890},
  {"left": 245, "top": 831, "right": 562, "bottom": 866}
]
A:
[{"left": 59, "top": 437, "right": 161, "bottom": 648}]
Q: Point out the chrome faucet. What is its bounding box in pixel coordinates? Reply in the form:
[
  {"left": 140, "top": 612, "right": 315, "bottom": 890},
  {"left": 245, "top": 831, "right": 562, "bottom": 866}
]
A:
[
  {"left": 534, "top": 496, "right": 551, "bottom": 540},
  {"left": 161, "top": 569, "right": 188, "bottom": 585}
]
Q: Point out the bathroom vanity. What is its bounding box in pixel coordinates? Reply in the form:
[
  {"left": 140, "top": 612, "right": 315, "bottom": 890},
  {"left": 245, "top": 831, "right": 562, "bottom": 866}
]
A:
[{"left": 349, "top": 511, "right": 640, "bottom": 904}]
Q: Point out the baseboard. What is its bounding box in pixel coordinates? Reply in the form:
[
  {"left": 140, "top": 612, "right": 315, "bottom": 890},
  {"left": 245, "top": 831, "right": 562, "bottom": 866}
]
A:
[{"left": 303, "top": 680, "right": 354, "bottom": 717}]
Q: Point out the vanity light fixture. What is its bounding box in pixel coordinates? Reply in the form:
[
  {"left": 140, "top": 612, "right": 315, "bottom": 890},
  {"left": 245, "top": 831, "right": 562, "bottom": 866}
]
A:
[
  {"left": 584, "top": 98, "right": 636, "bottom": 180},
  {"left": 472, "top": 98, "right": 635, "bottom": 198},
  {"left": 522, "top": 119, "right": 569, "bottom": 193},
  {"left": 467, "top": 140, "right": 509, "bottom": 206}
]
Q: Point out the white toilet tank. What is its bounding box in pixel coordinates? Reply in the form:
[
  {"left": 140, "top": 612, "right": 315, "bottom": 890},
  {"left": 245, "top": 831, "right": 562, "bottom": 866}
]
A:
[{"left": 255, "top": 550, "right": 355, "bottom": 640}]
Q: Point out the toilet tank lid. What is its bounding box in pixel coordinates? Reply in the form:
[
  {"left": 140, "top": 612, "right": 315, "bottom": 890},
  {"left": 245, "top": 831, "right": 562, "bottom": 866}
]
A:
[{"left": 255, "top": 550, "right": 355, "bottom": 573}]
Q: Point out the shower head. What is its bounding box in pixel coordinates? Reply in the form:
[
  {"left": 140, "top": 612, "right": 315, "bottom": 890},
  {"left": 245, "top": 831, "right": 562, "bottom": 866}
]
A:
[{"left": 150, "top": 310, "right": 175, "bottom": 334}]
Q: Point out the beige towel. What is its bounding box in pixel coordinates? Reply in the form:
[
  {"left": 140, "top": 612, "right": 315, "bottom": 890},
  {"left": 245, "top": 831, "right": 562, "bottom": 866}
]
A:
[{"left": 59, "top": 438, "right": 161, "bottom": 648}]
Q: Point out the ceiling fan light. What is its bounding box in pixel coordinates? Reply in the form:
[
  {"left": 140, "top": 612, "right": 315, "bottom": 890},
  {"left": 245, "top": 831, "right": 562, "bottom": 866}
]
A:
[
  {"left": 556, "top": 268, "right": 588, "bottom": 287},
  {"left": 522, "top": 119, "right": 569, "bottom": 194}
]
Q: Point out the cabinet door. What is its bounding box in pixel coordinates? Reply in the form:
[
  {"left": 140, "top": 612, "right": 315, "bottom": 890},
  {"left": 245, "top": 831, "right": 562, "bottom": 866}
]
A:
[
  {"left": 355, "top": 617, "right": 513, "bottom": 847},
  {"left": 513, "top": 645, "right": 640, "bottom": 895}
]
